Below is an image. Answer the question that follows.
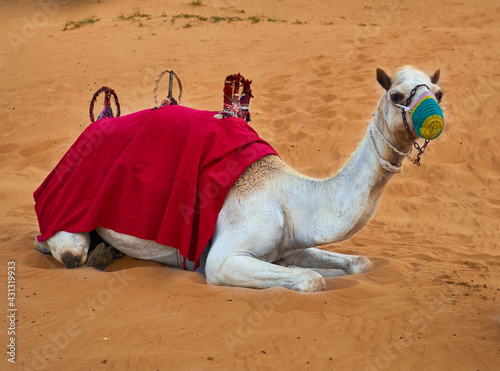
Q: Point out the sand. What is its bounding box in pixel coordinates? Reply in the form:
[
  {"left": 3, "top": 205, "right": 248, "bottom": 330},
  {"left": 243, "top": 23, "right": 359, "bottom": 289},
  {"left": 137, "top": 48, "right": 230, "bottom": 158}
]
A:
[{"left": 1, "top": 0, "right": 499, "bottom": 370}]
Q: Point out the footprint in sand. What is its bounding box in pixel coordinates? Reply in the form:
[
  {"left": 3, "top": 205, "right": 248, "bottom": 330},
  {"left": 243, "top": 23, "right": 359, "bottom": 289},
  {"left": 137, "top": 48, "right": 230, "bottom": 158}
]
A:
[
  {"left": 364, "top": 257, "right": 415, "bottom": 285},
  {"left": 0, "top": 143, "right": 20, "bottom": 154},
  {"left": 323, "top": 257, "right": 391, "bottom": 291},
  {"left": 325, "top": 277, "right": 360, "bottom": 291},
  {"left": 0, "top": 143, "right": 21, "bottom": 165}
]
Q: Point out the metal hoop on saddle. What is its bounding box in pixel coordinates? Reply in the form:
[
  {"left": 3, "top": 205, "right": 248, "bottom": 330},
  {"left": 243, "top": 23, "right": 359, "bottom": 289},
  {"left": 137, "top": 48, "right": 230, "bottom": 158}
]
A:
[
  {"left": 154, "top": 69, "right": 183, "bottom": 108},
  {"left": 89, "top": 86, "right": 121, "bottom": 123}
]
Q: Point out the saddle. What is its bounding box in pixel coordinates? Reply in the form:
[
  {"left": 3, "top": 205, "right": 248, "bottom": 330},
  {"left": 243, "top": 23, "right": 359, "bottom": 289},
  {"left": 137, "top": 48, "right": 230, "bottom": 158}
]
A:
[
  {"left": 85, "top": 70, "right": 254, "bottom": 270},
  {"left": 89, "top": 70, "right": 253, "bottom": 123}
]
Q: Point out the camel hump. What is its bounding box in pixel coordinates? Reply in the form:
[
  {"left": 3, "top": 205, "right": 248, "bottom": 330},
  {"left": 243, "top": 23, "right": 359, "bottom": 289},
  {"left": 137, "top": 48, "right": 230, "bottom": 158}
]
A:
[{"left": 232, "top": 155, "right": 284, "bottom": 197}]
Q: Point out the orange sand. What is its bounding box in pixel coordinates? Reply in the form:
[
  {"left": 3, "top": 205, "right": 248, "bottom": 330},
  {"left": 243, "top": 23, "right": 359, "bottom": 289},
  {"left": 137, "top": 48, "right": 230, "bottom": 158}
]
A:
[{"left": 1, "top": 0, "right": 499, "bottom": 370}]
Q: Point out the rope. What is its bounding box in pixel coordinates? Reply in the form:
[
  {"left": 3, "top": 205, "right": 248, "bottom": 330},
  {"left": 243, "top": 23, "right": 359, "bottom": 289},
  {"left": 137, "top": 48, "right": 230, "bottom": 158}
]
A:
[
  {"left": 154, "top": 69, "right": 183, "bottom": 108},
  {"left": 176, "top": 250, "right": 186, "bottom": 270},
  {"left": 368, "top": 125, "right": 402, "bottom": 173},
  {"left": 371, "top": 119, "right": 412, "bottom": 159}
]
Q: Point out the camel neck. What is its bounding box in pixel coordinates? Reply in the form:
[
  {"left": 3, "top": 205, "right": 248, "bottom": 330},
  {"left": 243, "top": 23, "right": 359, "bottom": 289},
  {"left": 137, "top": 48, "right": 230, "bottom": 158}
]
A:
[
  {"left": 331, "top": 123, "right": 396, "bottom": 199},
  {"left": 279, "top": 114, "right": 409, "bottom": 247},
  {"left": 302, "top": 122, "right": 403, "bottom": 245}
]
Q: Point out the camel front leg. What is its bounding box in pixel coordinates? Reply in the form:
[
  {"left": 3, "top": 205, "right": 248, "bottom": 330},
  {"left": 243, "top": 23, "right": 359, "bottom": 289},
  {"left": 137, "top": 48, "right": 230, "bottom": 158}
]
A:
[
  {"left": 282, "top": 247, "right": 372, "bottom": 276},
  {"left": 206, "top": 253, "right": 326, "bottom": 293}
]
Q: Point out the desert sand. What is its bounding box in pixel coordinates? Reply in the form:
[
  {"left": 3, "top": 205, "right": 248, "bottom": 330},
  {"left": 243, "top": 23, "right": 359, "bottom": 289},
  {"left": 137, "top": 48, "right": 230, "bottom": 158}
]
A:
[{"left": 1, "top": 0, "right": 499, "bottom": 370}]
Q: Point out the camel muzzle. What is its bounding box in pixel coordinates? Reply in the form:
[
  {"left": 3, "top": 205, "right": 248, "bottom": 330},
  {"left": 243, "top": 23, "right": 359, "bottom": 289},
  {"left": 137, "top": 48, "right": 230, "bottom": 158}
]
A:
[
  {"left": 408, "top": 91, "right": 444, "bottom": 140},
  {"left": 390, "top": 83, "right": 445, "bottom": 166}
]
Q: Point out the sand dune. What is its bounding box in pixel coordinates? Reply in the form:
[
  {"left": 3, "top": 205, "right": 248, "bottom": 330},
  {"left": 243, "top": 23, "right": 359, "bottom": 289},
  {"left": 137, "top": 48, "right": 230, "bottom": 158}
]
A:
[{"left": 1, "top": 0, "right": 499, "bottom": 370}]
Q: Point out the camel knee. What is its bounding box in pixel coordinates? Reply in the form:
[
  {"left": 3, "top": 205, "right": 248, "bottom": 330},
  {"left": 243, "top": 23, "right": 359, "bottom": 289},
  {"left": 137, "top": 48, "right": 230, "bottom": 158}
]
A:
[
  {"left": 37, "top": 231, "right": 90, "bottom": 268},
  {"left": 204, "top": 256, "right": 228, "bottom": 287}
]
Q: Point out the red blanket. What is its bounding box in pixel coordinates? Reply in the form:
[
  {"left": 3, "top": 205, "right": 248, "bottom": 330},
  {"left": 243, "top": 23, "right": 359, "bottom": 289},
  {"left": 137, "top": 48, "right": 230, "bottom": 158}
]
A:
[{"left": 34, "top": 105, "right": 277, "bottom": 268}]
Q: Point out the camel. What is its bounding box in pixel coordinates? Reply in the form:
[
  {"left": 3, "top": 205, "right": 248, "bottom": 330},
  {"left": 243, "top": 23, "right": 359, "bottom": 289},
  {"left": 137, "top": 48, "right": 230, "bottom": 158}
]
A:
[{"left": 34, "top": 66, "right": 444, "bottom": 292}]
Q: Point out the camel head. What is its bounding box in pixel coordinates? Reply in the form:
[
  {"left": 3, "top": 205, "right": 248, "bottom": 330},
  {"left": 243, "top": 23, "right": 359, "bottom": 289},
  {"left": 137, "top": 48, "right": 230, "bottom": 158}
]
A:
[{"left": 376, "top": 66, "right": 444, "bottom": 147}]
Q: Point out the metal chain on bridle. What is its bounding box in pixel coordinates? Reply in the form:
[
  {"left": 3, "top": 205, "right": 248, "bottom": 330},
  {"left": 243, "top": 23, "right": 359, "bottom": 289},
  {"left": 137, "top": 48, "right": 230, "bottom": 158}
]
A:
[{"left": 401, "top": 84, "right": 431, "bottom": 166}]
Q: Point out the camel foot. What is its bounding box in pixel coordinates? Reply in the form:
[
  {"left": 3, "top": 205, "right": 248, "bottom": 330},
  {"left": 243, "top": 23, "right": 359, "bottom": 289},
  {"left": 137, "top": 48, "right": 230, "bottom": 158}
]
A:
[
  {"left": 347, "top": 256, "right": 373, "bottom": 274},
  {"left": 294, "top": 271, "right": 326, "bottom": 292},
  {"left": 86, "top": 242, "right": 124, "bottom": 271}
]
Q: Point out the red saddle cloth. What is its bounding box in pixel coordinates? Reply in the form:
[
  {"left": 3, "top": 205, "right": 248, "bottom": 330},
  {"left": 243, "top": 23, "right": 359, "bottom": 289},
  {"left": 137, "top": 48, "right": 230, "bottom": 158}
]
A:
[{"left": 34, "top": 105, "right": 277, "bottom": 269}]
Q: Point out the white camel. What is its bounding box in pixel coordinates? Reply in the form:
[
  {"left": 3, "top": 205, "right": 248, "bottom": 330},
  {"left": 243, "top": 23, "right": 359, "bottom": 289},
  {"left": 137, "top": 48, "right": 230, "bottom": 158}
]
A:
[{"left": 35, "top": 66, "right": 443, "bottom": 292}]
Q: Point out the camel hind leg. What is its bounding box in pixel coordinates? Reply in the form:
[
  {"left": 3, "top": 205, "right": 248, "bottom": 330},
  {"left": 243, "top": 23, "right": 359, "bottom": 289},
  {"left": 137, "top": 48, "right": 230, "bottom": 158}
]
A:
[
  {"left": 34, "top": 231, "right": 90, "bottom": 268},
  {"left": 94, "top": 227, "right": 195, "bottom": 270},
  {"left": 282, "top": 247, "right": 372, "bottom": 276}
]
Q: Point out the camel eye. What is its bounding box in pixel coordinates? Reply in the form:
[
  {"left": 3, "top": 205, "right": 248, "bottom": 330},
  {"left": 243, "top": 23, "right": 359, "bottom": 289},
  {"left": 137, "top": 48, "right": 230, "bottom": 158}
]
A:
[
  {"left": 390, "top": 92, "right": 404, "bottom": 103},
  {"left": 435, "top": 91, "right": 443, "bottom": 103}
]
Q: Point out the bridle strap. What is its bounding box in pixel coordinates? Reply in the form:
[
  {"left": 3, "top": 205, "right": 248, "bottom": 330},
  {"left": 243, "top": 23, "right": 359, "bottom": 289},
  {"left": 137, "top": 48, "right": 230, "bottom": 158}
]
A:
[{"left": 388, "top": 84, "right": 432, "bottom": 166}]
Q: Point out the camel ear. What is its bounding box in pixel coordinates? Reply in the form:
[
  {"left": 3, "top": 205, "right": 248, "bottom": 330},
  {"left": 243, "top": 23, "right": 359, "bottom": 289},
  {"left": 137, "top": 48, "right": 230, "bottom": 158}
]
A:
[
  {"left": 376, "top": 68, "right": 392, "bottom": 91},
  {"left": 430, "top": 69, "right": 440, "bottom": 84}
]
